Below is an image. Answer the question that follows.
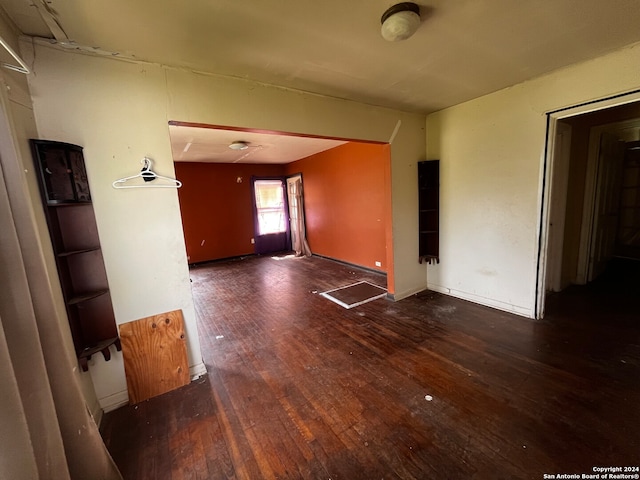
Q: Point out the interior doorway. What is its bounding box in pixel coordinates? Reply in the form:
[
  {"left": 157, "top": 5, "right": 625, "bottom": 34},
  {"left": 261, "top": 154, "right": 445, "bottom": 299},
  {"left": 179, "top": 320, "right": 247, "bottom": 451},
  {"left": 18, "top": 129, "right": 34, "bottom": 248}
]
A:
[
  {"left": 168, "top": 121, "right": 393, "bottom": 286},
  {"left": 537, "top": 95, "right": 640, "bottom": 318},
  {"left": 578, "top": 130, "right": 627, "bottom": 282}
]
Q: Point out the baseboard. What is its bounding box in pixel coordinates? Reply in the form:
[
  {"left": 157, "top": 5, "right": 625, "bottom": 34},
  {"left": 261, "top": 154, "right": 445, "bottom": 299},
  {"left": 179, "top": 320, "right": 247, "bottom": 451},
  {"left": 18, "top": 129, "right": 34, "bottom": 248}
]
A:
[
  {"left": 89, "top": 400, "right": 103, "bottom": 427},
  {"left": 427, "top": 283, "right": 534, "bottom": 318},
  {"left": 189, "top": 254, "right": 257, "bottom": 268},
  {"left": 96, "top": 362, "right": 207, "bottom": 415},
  {"left": 99, "top": 389, "right": 129, "bottom": 413},
  {"left": 190, "top": 361, "right": 207, "bottom": 380},
  {"left": 387, "top": 283, "right": 429, "bottom": 301},
  {"left": 311, "top": 254, "right": 387, "bottom": 276}
]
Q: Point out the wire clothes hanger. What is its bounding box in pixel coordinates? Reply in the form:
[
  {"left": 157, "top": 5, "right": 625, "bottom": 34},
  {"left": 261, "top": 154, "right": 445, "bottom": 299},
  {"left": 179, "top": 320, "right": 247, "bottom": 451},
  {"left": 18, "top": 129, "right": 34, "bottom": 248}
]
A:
[{"left": 112, "top": 157, "right": 182, "bottom": 189}]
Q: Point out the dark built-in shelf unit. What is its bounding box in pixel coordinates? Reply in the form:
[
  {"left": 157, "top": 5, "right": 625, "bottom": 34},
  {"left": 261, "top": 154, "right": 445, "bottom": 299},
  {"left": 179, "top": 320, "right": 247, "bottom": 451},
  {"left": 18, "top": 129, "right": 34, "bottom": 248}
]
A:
[
  {"left": 418, "top": 160, "right": 440, "bottom": 264},
  {"left": 30, "top": 139, "right": 120, "bottom": 371}
]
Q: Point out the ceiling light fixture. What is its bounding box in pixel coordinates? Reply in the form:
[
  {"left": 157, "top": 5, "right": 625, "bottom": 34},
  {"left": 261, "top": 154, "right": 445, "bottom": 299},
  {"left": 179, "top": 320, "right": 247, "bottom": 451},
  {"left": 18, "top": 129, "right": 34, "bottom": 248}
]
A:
[
  {"left": 381, "top": 2, "right": 421, "bottom": 42},
  {"left": 229, "top": 141, "right": 249, "bottom": 151}
]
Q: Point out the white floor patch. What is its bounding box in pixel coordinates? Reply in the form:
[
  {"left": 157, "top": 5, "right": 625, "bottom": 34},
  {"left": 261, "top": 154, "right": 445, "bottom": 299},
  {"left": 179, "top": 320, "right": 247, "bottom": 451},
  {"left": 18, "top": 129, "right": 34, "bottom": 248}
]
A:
[{"left": 320, "top": 281, "right": 387, "bottom": 309}]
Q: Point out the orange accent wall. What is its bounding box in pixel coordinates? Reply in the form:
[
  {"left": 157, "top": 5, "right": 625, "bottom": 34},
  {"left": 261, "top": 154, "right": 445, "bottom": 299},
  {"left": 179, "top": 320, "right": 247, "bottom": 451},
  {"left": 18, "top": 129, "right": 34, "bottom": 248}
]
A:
[
  {"left": 286, "top": 142, "right": 392, "bottom": 275},
  {"left": 175, "top": 162, "right": 285, "bottom": 263}
]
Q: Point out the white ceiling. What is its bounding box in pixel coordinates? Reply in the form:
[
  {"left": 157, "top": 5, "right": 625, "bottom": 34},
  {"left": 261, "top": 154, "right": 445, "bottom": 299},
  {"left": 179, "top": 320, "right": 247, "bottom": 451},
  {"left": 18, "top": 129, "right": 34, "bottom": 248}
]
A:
[
  {"left": 169, "top": 124, "right": 347, "bottom": 164},
  {"left": 2, "top": 0, "right": 640, "bottom": 162}
]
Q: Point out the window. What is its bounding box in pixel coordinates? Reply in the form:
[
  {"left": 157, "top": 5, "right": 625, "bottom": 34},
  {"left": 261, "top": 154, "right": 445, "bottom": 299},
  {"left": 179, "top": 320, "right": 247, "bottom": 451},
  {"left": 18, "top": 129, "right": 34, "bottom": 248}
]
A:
[{"left": 254, "top": 179, "right": 286, "bottom": 234}]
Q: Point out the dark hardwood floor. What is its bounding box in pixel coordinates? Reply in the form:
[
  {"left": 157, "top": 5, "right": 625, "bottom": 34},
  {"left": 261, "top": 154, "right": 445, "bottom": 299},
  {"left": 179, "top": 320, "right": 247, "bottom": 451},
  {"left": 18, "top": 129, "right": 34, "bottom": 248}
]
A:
[{"left": 101, "top": 255, "right": 640, "bottom": 479}]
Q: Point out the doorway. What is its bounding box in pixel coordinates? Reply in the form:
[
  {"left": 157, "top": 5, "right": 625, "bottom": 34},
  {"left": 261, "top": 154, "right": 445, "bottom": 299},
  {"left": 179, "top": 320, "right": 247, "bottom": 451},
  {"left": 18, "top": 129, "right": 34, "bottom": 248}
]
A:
[
  {"left": 537, "top": 95, "right": 640, "bottom": 318},
  {"left": 578, "top": 130, "right": 627, "bottom": 282}
]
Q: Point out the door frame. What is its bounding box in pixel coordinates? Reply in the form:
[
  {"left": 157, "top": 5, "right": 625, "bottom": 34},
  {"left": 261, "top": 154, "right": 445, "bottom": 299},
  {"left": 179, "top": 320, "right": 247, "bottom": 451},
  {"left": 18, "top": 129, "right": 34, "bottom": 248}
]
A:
[
  {"left": 250, "top": 175, "right": 291, "bottom": 254},
  {"left": 534, "top": 90, "right": 640, "bottom": 319},
  {"left": 544, "top": 121, "right": 572, "bottom": 293}
]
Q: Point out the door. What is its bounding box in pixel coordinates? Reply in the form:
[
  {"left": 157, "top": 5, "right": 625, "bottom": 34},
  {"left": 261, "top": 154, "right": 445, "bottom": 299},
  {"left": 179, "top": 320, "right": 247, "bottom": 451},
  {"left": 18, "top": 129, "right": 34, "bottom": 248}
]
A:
[
  {"left": 252, "top": 177, "right": 290, "bottom": 255},
  {"left": 588, "top": 132, "right": 626, "bottom": 280},
  {"left": 616, "top": 141, "right": 640, "bottom": 259},
  {"left": 545, "top": 122, "right": 572, "bottom": 292}
]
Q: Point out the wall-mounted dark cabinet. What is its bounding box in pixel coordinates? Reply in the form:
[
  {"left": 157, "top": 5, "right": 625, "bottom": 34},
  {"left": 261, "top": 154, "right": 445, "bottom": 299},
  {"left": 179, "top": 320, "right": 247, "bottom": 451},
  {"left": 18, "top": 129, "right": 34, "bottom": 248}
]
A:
[
  {"left": 418, "top": 160, "right": 440, "bottom": 264},
  {"left": 31, "top": 140, "right": 119, "bottom": 371}
]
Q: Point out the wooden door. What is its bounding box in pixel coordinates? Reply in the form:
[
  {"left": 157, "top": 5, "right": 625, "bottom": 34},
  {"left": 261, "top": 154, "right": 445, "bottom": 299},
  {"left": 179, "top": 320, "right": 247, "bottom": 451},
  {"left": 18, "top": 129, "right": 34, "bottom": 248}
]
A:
[
  {"left": 616, "top": 142, "right": 640, "bottom": 259},
  {"left": 588, "top": 132, "right": 626, "bottom": 281}
]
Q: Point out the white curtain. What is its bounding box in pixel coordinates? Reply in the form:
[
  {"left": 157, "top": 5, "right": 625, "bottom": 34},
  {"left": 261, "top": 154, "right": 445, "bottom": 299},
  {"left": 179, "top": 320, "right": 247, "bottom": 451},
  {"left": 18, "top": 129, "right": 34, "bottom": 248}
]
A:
[{"left": 0, "top": 80, "right": 122, "bottom": 480}]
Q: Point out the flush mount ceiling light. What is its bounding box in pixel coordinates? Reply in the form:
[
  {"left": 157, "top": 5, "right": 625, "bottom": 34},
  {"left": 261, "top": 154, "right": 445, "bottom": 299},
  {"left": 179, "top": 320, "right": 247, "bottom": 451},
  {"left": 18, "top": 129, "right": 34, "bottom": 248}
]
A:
[
  {"left": 229, "top": 141, "right": 249, "bottom": 151},
  {"left": 381, "top": 2, "right": 421, "bottom": 42}
]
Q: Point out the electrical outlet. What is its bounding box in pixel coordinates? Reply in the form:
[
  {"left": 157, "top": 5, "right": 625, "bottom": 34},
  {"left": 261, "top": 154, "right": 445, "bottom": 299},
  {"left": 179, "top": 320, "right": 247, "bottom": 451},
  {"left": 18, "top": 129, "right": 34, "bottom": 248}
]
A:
[
  {"left": 251, "top": 238, "right": 255, "bottom": 244},
  {"left": 375, "top": 261, "right": 382, "bottom": 267}
]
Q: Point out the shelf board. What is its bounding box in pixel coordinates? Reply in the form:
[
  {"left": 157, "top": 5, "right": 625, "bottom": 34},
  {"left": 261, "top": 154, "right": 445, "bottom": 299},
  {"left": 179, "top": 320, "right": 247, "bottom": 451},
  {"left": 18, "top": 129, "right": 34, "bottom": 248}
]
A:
[
  {"left": 420, "top": 209, "right": 438, "bottom": 212},
  {"left": 79, "top": 337, "right": 120, "bottom": 359},
  {"left": 420, "top": 230, "right": 438, "bottom": 234},
  {"left": 67, "top": 289, "right": 109, "bottom": 305},
  {"left": 46, "top": 201, "right": 92, "bottom": 207},
  {"left": 419, "top": 254, "right": 440, "bottom": 265},
  {"left": 57, "top": 246, "right": 101, "bottom": 257},
  {"left": 78, "top": 337, "right": 121, "bottom": 372}
]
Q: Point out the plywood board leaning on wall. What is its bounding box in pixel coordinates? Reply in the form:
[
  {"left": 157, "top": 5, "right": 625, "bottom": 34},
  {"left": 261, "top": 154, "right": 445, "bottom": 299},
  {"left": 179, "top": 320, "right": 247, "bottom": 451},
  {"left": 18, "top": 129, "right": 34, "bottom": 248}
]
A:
[{"left": 120, "top": 309, "right": 190, "bottom": 404}]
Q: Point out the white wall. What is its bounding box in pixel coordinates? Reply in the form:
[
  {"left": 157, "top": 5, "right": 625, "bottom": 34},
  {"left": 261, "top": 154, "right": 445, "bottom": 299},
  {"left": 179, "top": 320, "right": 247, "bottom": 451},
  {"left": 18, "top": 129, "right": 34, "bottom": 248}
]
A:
[
  {"left": 426, "top": 42, "right": 640, "bottom": 317},
  {"left": 23, "top": 41, "right": 427, "bottom": 408}
]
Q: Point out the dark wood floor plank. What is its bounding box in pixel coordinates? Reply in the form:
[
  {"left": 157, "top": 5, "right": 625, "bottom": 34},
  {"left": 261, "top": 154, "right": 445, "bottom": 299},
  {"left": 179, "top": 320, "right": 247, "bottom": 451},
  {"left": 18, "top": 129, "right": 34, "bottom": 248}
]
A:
[{"left": 101, "top": 254, "right": 640, "bottom": 479}]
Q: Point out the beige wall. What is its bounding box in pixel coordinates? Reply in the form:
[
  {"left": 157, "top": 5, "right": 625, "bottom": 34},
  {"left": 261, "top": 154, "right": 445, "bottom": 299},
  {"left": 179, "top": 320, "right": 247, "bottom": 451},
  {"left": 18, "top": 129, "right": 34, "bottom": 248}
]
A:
[
  {"left": 0, "top": 17, "right": 102, "bottom": 419},
  {"left": 23, "top": 41, "right": 427, "bottom": 408},
  {"left": 426, "top": 42, "right": 640, "bottom": 317}
]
